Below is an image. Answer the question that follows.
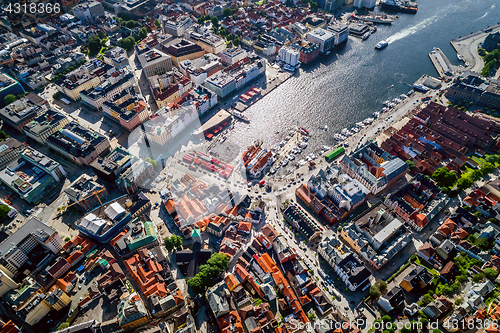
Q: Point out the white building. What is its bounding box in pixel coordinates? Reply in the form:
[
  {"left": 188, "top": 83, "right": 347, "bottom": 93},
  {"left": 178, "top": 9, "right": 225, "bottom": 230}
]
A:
[
  {"left": 278, "top": 47, "right": 299, "bottom": 67},
  {"left": 138, "top": 49, "right": 173, "bottom": 79},
  {"left": 163, "top": 15, "right": 192, "bottom": 37},
  {"left": 219, "top": 47, "right": 248, "bottom": 66},
  {"left": 306, "top": 28, "right": 336, "bottom": 54}
]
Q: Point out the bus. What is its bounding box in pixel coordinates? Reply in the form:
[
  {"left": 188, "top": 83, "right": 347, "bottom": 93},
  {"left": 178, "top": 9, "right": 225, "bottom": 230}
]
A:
[
  {"left": 61, "top": 98, "right": 71, "bottom": 105},
  {"left": 325, "top": 146, "right": 345, "bottom": 162}
]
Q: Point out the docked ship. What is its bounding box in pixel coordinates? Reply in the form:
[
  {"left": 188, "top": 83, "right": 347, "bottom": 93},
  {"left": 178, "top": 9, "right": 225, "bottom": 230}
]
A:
[
  {"left": 375, "top": 40, "right": 388, "bottom": 49},
  {"left": 413, "top": 83, "right": 429, "bottom": 93},
  {"left": 380, "top": 0, "right": 418, "bottom": 14}
]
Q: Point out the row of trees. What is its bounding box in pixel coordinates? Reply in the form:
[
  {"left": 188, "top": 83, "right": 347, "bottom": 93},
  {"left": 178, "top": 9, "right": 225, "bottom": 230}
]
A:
[
  {"left": 479, "top": 49, "right": 500, "bottom": 77},
  {"left": 187, "top": 253, "right": 229, "bottom": 294}
]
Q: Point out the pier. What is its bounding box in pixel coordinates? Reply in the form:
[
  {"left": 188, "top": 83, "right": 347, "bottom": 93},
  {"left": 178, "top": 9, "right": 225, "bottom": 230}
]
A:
[
  {"left": 451, "top": 23, "right": 500, "bottom": 72},
  {"left": 428, "top": 48, "right": 463, "bottom": 77}
]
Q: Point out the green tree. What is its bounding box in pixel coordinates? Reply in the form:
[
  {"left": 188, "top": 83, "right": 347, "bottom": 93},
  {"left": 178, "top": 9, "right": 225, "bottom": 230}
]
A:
[
  {"left": 98, "top": 30, "right": 106, "bottom": 39},
  {"left": 154, "top": 19, "right": 161, "bottom": 28},
  {"left": 0, "top": 205, "right": 10, "bottom": 218},
  {"left": 120, "top": 36, "right": 135, "bottom": 51},
  {"left": 233, "top": 37, "right": 240, "bottom": 46},
  {"left": 485, "top": 155, "right": 500, "bottom": 164},
  {"left": 88, "top": 35, "right": 102, "bottom": 54},
  {"left": 0, "top": 131, "right": 8, "bottom": 140},
  {"left": 138, "top": 27, "right": 148, "bottom": 40},
  {"left": 207, "top": 252, "right": 229, "bottom": 271},
  {"left": 145, "top": 157, "right": 158, "bottom": 168},
  {"left": 480, "top": 162, "right": 496, "bottom": 174},
  {"left": 381, "top": 315, "right": 391, "bottom": 322},
  {"left": 53, "top": 93, "right": 61, "bottom": 100},
  {"left": 420, "top": 294, "right": 433, "bottom": 306},
  {"left": 307, "top": 312, "right": 316, "bottom": 320},
  {"left": 470, "top": 169, "right": 483, "bottom": 181},
  {"left": 126, "top": 20, "right": 138, "bottom": 28},
  {"left": 4, "top": 94, "right": 16, "bottom": 105},
  {"left": 484, "top": 267, "right": 498, "bottom": 280},
  {"left": 420, "top": 318, "right": 429, "bottom": 328},
  {"left": 310, "top": 1, "right": 318, "bottom": 11},
  {"left": 472, "top": 273, "right": 485, "bottom": 283},
  {"left": 211, "top": 16, "right": 219, "bottom": 28},
  {"left": 223, "top": 7, "right": 232, "bottom": 17},
  {"left": 369, "top": 285, "right": 381, "bottom": 298},
  {"left": 405, "top": 160, "right": 416, "bottom": 169},
  {"left": 456, "top": 177, "right": 473, "bottom": 191},
  {"left": 164, "top": 236, "right": 175, "bottom": 251}
]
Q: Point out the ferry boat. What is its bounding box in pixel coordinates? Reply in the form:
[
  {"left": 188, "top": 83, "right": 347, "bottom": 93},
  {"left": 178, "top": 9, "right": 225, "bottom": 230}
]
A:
[
  {"left": 375, "top": 40, "right": 389, "bottom": 49},
  {"left": 413, "top": 83, "right": 429, "bottom": 92}
]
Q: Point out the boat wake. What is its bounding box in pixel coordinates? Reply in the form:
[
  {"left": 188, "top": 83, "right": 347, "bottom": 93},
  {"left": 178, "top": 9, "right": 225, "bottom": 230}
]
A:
[
  {"left": 387, "top": 9, "right": 449, "bottom": 44},
  {"left": 475, "top": 4, "right": 495, "bottom": 20}
]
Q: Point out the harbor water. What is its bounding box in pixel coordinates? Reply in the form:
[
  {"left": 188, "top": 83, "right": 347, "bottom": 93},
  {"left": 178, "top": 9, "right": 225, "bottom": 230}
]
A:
[{"left": 222, "top": 0, "right": 500, "bottom": 158}]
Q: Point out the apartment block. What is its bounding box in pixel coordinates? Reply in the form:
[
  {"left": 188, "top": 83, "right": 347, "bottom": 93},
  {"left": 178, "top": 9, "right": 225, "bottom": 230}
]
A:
[
  {"left": 163, "top": 15, "right": 192, "bottom": 37},
  {"left": 55, "top": 60, "right": 113, "bottom": 101},
  {"left": 102, "top": 46, "right": 129, "bottom": 69},
  {"left": 164, "top": 39, "right": 205, "bottom": 68},
  {"left": 139, "top": 49, "right": 173, "bottom": 78},
  {"left": 340, "top": 141, "right": 408, "bottom": 195},
  {"left": 179, "top": 53, "right": 222, "bottom": 85},
  {"left": 167, "top": 85, "right": 218, "bottom": 117},
  {"left": 185, "top": 24, "right": 227, "bottom": 54},
  {"left": 305, "top": 28, "right": 335, "bottom": 54},
  {"left": 0, "top": 138, "right": 25, "bottom": 171},
  {"left": 47, "top": 121, "right": 111, "bottom": 165},
  {"left": 0, "top": 148, "right": 67, "bottom": 203},
  {"left": 90, "top": 146, "right": 132, "bottom": 183},
  {"left": 0, "top": 94, "right": 47, "bottom": 132},
  {"left": 101, "top": 87, "right": 149, "bottom": 131},
  {"left": 80, "top": 66, "right": 137, "bottom": 110},
  {"left": 149, "top": 70, "right": 192, "bottom": 109},
  {"left": 64, "top": 174, "right": 109, "bottom": 211},
  {"left": 23, "top": 108, "right": 69, "bottom": 144},
  {"left": 115, "top": 158, "right": 154, "bottom": 195},
  {"left": 219, "top": 47, "right": 248, "bottom": 66}
]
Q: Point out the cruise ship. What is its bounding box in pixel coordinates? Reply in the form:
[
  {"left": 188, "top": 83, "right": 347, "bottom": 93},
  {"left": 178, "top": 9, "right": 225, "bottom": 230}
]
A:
[
  {"left": 413, "top": 83, "right": 429, "bottom": 92},
  {"left": 375, "top": 40, "right": 389, "bottom": 49}
]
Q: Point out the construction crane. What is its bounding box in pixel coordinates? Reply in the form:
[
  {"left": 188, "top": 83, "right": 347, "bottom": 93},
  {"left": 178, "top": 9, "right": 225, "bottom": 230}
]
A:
[{"left": 67, "top": 189, "right": 106, "bottom": 208}]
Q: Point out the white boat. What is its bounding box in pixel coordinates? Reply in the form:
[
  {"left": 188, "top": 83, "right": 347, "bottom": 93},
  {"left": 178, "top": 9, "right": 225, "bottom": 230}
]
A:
[
  {"left": 392, "top": 98, "right": 401, "bottom": 103},
  {"left": 356, "top": 122, "right": 365, "bottom": 128},
  {"left": 341, "top": 128, "right": 350, "bottom": 136},
  {"left": 351, "top": 127, "right": 359, "bottom": 133},
  {"left": 364, "top": 118, "right": 374, "bottom": 125},
  {"left": 383, "top": 100, "right": 391, "bottom": 106},
  {"left": 373, "top": 112, "right": 380, "bottom": 118},
  {"left": 388, "top": 102, "right": 396, "bottom": 108},
  {"left": 400, "top": 94, "right": 407, "bottom": 99},
  {"left": 382, "top": 107, "right": 389, "bottom": 113},
  {"left": 324, "top": 125, "right": 328, "bottom": 131}
]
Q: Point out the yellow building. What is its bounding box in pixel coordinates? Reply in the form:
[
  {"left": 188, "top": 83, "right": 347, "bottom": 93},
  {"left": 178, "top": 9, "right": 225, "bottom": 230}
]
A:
[
  {"left": 339, "top": 227, "right": 364, "bottom": 253},
  {"left": 165, "top": 40, "right": 206, "bottom": 68},
  {"left": 118, "top": 294, "right": 150, "bottom": 330}
]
